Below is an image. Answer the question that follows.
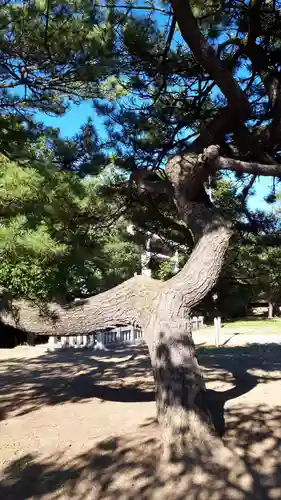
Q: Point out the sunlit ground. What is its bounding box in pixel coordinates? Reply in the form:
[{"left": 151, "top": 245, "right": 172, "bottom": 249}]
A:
[{"left": 0, "top": 329, "right": 281, "bottom": 499}]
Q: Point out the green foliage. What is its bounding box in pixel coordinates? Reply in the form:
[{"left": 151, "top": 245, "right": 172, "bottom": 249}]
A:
[
  {"left": 0, "top": 154, "right": 140, "bottom": 301},
  {"left": 192, "top": 178, "right": 281, "bottom": 318},
  {"left": 154, "top": 259, "right": 175, "bottom": 281},
  {"left": 214, "top": 212, "right": 281, "bottom": 317},
  {"left": 0, "top": 0, "right": 117, "bottom": 161}
]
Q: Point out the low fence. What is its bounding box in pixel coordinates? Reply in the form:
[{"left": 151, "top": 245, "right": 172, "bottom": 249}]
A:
[
  {"left": 48, "top": 326, "right": 142, "bottom": 350},
  {"left": 47, "top": 316, "right": 204, "bottom": 350}
]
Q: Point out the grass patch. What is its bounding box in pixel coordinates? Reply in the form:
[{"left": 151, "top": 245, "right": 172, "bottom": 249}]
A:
[{"left": 222, "top": 318, "right": 281, "bottom": 329}]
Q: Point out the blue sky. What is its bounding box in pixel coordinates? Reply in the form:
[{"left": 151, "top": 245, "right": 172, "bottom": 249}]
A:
[
  {"left": 37, "top": 101, "right": 104, "bottom": 139},
  {"left": 38, "top": 101, "right": 273, "bottom": 212}
]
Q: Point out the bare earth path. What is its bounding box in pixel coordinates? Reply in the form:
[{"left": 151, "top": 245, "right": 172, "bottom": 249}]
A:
[{"left": 0, "top": 327, "right": 281, "bottom": 499}]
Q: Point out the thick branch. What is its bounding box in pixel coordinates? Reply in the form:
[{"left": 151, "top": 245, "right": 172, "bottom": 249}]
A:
[
  {"left": 137, "top": 147, "right": 281, "bottom": 206},
  {"left": 161, "top": 146, "right": 233, "bottom": 312},
  {"left": 165, "top": 145, "right": 220, "bottom": 227},
  {"left": 135, "top": 146, "right": 233, "bottom": 316},
  {"left": 0, "top": 275, "right": 161, "bottom": 335},
  {"left": 225, "top": 2, "right": 281, "bottom": 151},
  {"left": 171, "top": 0, "right": 250, "bottom": 115},
  {"left": 168, "top": 146, "right": 281, "bottom": 183},
  {"left": 214, "top": 155, "right": 281, "bottom": 177}
]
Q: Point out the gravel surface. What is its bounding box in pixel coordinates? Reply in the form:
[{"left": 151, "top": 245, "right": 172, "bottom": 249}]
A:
[{"left": 0, "top": 328, "right": 281, "bottom": 499}]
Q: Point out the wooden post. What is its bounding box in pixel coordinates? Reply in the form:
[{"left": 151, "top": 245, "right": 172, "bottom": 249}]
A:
[
  {"left": 214, "top": 317, "right": 221, "bottom": 347},
  {"left": 173, "top": 249, "right": 179, "bottom": 274}
]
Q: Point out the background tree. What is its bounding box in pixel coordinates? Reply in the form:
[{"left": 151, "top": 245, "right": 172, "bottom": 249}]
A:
[
  {"left": 0, "top": 150, "right": 141, "bottom": 301},
  {"left": 195, "top": 179, "right": 281, "bottom": 319}
]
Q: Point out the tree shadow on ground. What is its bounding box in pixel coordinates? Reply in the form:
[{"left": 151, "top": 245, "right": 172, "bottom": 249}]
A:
[
  {"left": 0, "top": 345, "right": 155, "bottom": 420},
  {"left": 1, "top": 404, "right": 281, "bottom": 499},
  {"left": 1, "top": 343, "right": 281, "bottom": 498},
  {"left": 0, "top": 343, "right": 281, "bottom": 422},
  {"left": 197, "top": 343, "right": 281, "bottom": 437}
]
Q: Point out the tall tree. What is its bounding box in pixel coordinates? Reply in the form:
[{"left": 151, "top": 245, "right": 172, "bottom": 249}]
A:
[{"left": 3, "top": 0, "right": 281, "bottom": 485}]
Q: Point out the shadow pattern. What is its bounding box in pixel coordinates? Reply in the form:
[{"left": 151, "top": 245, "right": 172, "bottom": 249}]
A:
[
  {"left": 0, "top": 343, "right": 281, "bottom": 498},
  {"left": 1, "top": 404, "right": 280, "bottom": 499}
]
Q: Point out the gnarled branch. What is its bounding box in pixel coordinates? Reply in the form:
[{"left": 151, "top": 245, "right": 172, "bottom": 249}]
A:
[
  {"left": 171, "top": 0, "right": 249, "bottom": 115},
  {"left": 0, "top": 275, "right": 161, "bottom": 335},
  {"left": 162, "top": 211, "right": 232, "bottom": 312},
  {"left": 213, "top": 155, "right": 281, "bottom": 177}
]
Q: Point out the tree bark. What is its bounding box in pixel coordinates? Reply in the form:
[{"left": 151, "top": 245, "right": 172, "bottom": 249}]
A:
[
  {"left": 147, "top": 318, "right": 213, "bottom": 460},
  {"left": 213, "top": 154, "right": 281, "bottom": 177},
  {"left": 143, "top": 214, "right": 231, "bottom": 458},
  {"left": 0, "top": 275, "right": 161, "bottom": 335}
]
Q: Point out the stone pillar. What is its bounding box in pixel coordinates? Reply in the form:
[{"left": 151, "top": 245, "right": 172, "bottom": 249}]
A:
[
  {"left": 60, "top": 336, "right": 68, "bottom": 348},
  {"left": 75, "top": 335, "right": 82, "bottom": 348},
  {"left": 88, "top": 334, "right": 94, "bottom": 347},
  {"left": 130, "top": 326, "right": 134, "bottom": 344},
  {"left": 116, "top": 327, "right": 121, "bottom": 344},
  {"left": 48, "top": 336, "right": 55, "bottom": 348},
  {"left": 68, "top": 336, "right": 75, "bottom": 348},
  {"left": 214, "top": 317, "right": 221, "bottom": 347}
]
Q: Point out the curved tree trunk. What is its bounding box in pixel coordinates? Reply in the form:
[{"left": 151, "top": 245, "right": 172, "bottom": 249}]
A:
[
  {"left": 0, "top": 274, "right": 161, "bottom": 335},
  {"left": 0, "top": 146, "right": 233, "bottom": 463},
  {"left": 145, "top": 218, "right": 231, "bottom": 459}
]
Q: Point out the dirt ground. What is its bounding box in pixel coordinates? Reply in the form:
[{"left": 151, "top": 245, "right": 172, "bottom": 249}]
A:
[{"left": 1, "top": 334, "right": 281, "bottom": 499}]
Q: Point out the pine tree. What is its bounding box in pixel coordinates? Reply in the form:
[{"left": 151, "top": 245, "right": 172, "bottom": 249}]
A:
[{"left": 3, "top": 1, "right": 281, "bottom": 485}]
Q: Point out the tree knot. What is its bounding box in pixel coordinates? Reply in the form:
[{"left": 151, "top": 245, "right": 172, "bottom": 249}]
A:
[{"left": 199, "top": 145, "right": 220, "bottom": 165}]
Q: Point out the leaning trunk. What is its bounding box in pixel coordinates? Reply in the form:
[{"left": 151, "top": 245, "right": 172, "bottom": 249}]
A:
[
  {"left": 0, "top": 275, "right": 159, "bottom": 335},
  {"left": 0, "top": 206, "right": 232, "bottom": 458}
]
